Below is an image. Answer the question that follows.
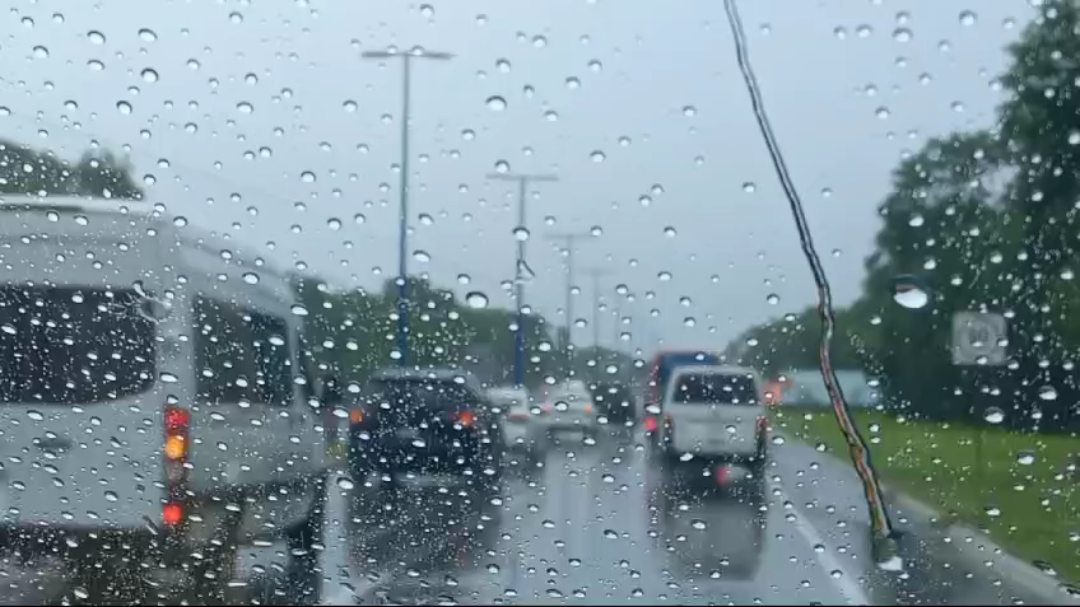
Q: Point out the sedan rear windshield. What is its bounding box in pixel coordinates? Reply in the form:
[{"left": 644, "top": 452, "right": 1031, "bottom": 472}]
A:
[
  {"left": 0, "top": 286, "right": 156, "bottom": 404},
  {"left": 672, "top": 373, "right": 759, "bottom": 405},
  {"left": 368, "top": 379, "right": 477, "bottom": 411}
]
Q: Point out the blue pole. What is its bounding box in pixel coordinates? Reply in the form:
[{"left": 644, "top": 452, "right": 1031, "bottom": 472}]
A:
[
  {"left": 396, "top": 55, "right": 412, "bottom": 368},
  {"left": 514, "top": 178, "right": 527, "bottom": 387}
]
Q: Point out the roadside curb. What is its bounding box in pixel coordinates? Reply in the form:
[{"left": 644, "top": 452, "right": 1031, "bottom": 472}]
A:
[{"left": 882, "top": 485, "right": 1078, "bottom": 604}]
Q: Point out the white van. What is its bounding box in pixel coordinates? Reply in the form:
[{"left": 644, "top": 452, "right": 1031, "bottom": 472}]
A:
[
  {"left": 0, "top": 195, "right": 333, "bottom": 601},
  {"left": 657, "top": 365, "right": 768, "bottom": 474}
]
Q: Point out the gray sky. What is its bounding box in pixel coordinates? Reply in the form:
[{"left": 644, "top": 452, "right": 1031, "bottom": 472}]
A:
[{"left": 0, "top": 0, "right": 1027, "bottom": 353}]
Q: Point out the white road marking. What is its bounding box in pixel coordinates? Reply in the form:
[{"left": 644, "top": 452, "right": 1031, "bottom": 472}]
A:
[{"left": 788, "top": 498, "right": 873, "bottom": 606}]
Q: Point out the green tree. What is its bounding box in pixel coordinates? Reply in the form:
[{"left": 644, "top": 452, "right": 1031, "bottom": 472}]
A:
[{"left": 0, "top": 139, "right": 142, "bottom": 199}]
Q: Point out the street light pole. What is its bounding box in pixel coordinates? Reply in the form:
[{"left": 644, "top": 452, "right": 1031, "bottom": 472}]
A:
[
  {"left": 487, "top": 172, "right": 559, "bottom": 387},
  {"left": 546, "top": 231, "right": 592, "bottom": 378},
  {"left": 362, "top": 47, "right": 453, "bottom": 368}
]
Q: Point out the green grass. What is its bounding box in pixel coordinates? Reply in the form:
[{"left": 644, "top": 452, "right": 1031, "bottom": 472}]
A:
[
  {"left": 771, "top": 405, "right": 1080, "bottom": 581},
  {"left": 326, "top": 440, "right": 346, "bottom": 461}
]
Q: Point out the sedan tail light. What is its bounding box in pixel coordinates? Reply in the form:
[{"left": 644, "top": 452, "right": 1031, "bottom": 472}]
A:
[{"left": 456, "top": 410, "right": 476, "bottom": 427}]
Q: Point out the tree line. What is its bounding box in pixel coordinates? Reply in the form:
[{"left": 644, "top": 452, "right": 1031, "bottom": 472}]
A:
[{"left": 724, "top": 1, "right": 1080, "bottom": 432}]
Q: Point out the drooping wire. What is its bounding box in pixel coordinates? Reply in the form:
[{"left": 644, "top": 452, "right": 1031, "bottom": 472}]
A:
[{"left": 720, "top": 0, "right": 898, "bottom": 557}]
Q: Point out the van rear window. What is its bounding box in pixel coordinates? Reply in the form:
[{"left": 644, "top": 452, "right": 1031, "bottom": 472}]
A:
[
  {"left": 672, "top": 373, "right": 759, "bottom": 405},
  {"left": 0, "top": 286, "right": 156, "bottom": 404}
]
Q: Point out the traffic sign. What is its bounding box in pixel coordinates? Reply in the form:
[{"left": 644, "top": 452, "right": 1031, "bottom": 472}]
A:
[{"left": 951, "top": 311, "right": 1007, "bottom": 366}]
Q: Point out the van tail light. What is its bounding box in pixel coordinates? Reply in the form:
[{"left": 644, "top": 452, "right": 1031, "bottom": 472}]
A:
[{"left": 163, "top": 405, "right": 190, "bottom": 527}]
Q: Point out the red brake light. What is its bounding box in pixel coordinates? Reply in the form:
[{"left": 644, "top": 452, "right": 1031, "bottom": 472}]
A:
[
  {"left": 349, "top": 408, "right": 365, "bottom": 424},
  {"left": 644, "top": 416, "right": 658, "bottom": 432},
  {"left": 457, "top": 411, "right": 475, "bottom": 427},
  {"left": 163, "top": 503, "right": 183, "bottom": 526},
  {"left": 165, "top": 406, "right": 190, "bottom": 433}
]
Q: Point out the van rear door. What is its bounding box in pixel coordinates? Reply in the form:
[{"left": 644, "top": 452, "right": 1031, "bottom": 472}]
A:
[{"left": 0, "top": 285, "right": 164, "bottom": 528}]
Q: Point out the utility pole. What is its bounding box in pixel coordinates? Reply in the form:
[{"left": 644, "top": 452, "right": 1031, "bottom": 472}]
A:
[
  {"left": 487, "top": 172, "right": 559, "bottom": 387},
  {"left": 584, "top": 268, "right": 613, "bottom": 352},
  {"left": 546, "top": 231, "right": 593, "bottom": 377},
  {"left": 362, "top": 46, "right": 453, "bottom": 368}
]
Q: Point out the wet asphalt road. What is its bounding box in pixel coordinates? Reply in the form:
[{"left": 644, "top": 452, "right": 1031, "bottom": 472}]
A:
[
  {"left": 0, "top": 427, "right": 1071, "bottom": 605},
  {"left": 309, "top": 427, "right": 1071, "bottom": 606}
]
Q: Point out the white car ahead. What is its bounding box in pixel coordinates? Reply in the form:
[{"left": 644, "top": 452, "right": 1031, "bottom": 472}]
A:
[
  {"left": 539, "top": 381, "right": 600, "bottom": 437},
  {"left": 657, "top": 365, "right": 768, "bottom": 478},
  {"left": 487, "top": 386, "right": 543, "bottom": 458}
]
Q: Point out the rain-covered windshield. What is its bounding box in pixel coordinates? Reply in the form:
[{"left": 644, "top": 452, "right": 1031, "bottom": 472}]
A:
[{"left": 1, "top": 1, "right": 1078, "bottom": 605}]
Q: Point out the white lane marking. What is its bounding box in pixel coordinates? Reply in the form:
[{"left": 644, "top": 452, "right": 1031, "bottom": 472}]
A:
[{"left": 788, "top": 500, "right": 873, "bottom": 606}]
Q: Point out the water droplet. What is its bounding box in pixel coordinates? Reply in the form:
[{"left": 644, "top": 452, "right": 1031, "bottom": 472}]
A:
[
  {"left": 414, "top": 250, "right": 431, "bottom": 263},
  {"left": 891, "top": 275, "right": 930, "bottom": 309},
  {"left": 301, "top": 171, "right": 316, "bottom": 183},
  {"left": 513, "top": 226, "right": 530, "bottom": 241},
  {"left": 496, "top": 58, "right": 511, "bottom": 73},
  {"left": 486, "top": 96, "right": 507, "bottom": 111},
  {"left": 959, "top": 10, "right": 977, "bottom": 26},
  {"left": 893, "top": 28, "right": 912, "bottom": 42},
  {"left": 1039, "top": 386, "right": 1058, "bottom": 401},
  {"left": 32, "top": 46, "right": 49, "bottom": 59},
  {"left": 140, "top": 68, "right": 159, "bottom": 83},
  {"left": 590, "top": 150, "right": 606, "bottom": 162},
  {"left": 466, "top": 292, "right": 489, "bottom": 309},
  {"left": 742, "top": 182, "right": 756, "bottom": 193},
  {"left": 984, "top": 407, "right": 1005, "bottom": 424},
  {"left": 242, "top": 272, "right": 259, "bottom": 285},
  {"left": 766, "top": 294, "right": 779, "bottom": 305},
  {"left": 343, "top": 100, "right": 358, "bottom": 113},
  {"left": 875, "top": 107, "right": 891, "bottom": 119},
  {"left": 683, "top": 106, "right": 697, "bottom": 117},
  {"left": 87, "top": 30, "right": 106, "bottom": 45},
  {"left": 337, "top": 476, "right": 355, "bottom": 490},
  {"left": 139, "top": 28, "right": 157, "bottom": 43},
  {"left": 420, "top": 4, "right": 434, "bottom": 17},
  {"left": 236, "top": 101, "right": 253, "bottom": 114},
  {"left": 1017, "top": 451, "right": 1036, "bottom": 466},
  {"left": 116, "top": 100, "right": 133, "bottom": 115},
  {"left": 566, "top": 76, "right": 581, "bottom": 89}
]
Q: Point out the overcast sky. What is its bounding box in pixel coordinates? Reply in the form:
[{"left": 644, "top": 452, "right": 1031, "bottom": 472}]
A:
[{"left": 0, "top": 0, "right": 1028, "bottom": 353}]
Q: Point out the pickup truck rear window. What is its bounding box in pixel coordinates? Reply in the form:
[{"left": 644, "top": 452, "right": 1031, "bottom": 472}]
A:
[{"left": 672, "top": 373, "right": 759, "bottom": 405}]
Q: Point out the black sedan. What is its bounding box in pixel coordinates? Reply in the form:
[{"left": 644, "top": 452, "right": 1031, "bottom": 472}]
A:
[{"left": 346, "top": 368, "right": 505, "bottom": 489}]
